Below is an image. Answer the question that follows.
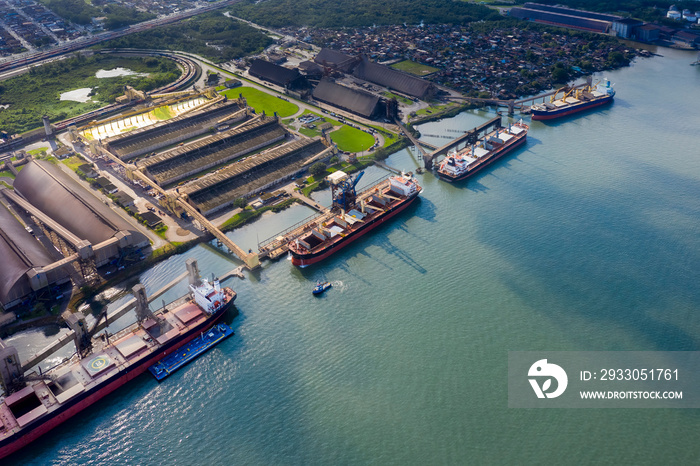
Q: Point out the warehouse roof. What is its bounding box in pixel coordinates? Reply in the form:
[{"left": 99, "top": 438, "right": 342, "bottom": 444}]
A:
[
  {"left": 185, "top": 138, "right": 327, "bottom": 215},
  {"left": 314, "top": 49, "right": 357, "bottom": 72},
  {"left": 0, "top": 201, "right": 56, "bottom": 308},
  {"left": 352, "top": 56, "right": 433, "bottom": 99},
  {"left": 104, "top": 99, "right": 244, "bottom": 160},
  {"left": 312, "top": 79, "right": 380, "bottom": 118},
  {"left": 13, "top": 160, "right": 147, "bottom": 246},
  {"left": 248, "top": 59, "right": 303, "bottom": 87},
  {"left": 140, "top": 117, "right": 287, "bottom": 186}
]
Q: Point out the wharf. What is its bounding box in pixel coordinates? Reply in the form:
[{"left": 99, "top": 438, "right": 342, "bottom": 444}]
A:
[
  {"left": 21, "top": 264, "right": 245, "bottom": 371},
  {"left": 259, "top": 176, "right": 393, "bottom": 261}
]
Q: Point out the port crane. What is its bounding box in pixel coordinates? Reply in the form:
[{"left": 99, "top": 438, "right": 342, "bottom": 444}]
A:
[{"left": 331, "top": 171, "right": 364, "bottom": 212}]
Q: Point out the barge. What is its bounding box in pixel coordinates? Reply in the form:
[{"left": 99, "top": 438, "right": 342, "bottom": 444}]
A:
[{"left": 148, "top": 324, "right": 234, "bottom": 381}]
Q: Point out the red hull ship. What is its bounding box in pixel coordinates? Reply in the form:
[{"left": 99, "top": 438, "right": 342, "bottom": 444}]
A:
[
  {"left": 437, "top": 120, "right": 528, "bottom": 182},
  {"left": 530, "top": 80, "right": 615, "bottom": 121},
  {"left": 0, "top": 259, "right": 235, "bottom": 460},
  {"left": 288, "top": 172, "right": 422, "bottom": 267}
]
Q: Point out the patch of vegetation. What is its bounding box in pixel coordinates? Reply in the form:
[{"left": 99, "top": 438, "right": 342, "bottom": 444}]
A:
[
  {"left": 390, "top": 60, "right": 439, "bottom": 76},
  {"left": 298, "top": 127, "right": 319, "bottom": 138},
  {"left": 329, "top": 125, "right": 375, "bottom": 152},
  {"left": 100, "top": 12, "right": 273, "bottom": 63},
  {"left": 382, "top": 91, "right": 413, "bottom": 105},
  {"left": 27, "top": 147, "right": 49, "bottom": 156},
  {"left": 221, "top": 87, "right": 298, "bottom": 117},
  {"left": 229, "top": 0, "right": 503, "bottom": 28},
  {"left": 39, "top": 0, "right": 155, "bottom": 29},
  {"left": 0, "top": 54, "right": 180, "bottom": 135},
  {"left": 309, "top": 161, "right": 327, "bottom": 177},
  {"left": 219, "top": 207, "right": 259, "bottom": 230},
  {"left": 154, "top": 224, "right": 169, "bottom": 240},
  {"left": 61, "top": 155, "right": 85, "bottom": 172},
  {"left": 0, "top": 170, "right": 15, "bottom": 179}
]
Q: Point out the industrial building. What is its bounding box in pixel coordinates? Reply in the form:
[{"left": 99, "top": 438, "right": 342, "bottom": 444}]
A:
[
  {"left": 102, "top": 98, "right": 247, "bottom": 160},
  {"left": 138, "top": 116, "right": 287, "bottom": 186},
  {"left": 183, "top": 138, "right": 330, "bottom": 216},
  {"left": 509, "top": 3, "right": 622, "bottom": 33},
  {"left": 248, "top": 59, "right": 307, "bottom": 89},
  {"left": 0, "top": 202, "right": 70, "bottom": 310},
  {"left": 311, "top": 49, "right": 435, "bottom": 101},
  {"left": 312, "top": 79, "right": 381, "bottom": 119},
  {"left": 352, "top": 56, "right": 436, "bottom": 100},
  {"left": 0, "top": 160, "right": 149, "bottom": 308},
  {"left": 314, "top": 48, "right": 357, "bottom": 73}
]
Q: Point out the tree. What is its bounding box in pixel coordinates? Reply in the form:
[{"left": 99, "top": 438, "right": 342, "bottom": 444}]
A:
[
  {"left": 233, "top": 197, "right": 247, "bottom": 209},
  {"left": 551, "top": 63, "right": 569, "bottom": 83},
  {"left": 310, "top": 162, "right": 327, "bottom": 178}
]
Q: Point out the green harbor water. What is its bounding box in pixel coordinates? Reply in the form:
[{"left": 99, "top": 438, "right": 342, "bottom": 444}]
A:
[{"left": 11, "top": 47, "right": 700, "bottom": 465}]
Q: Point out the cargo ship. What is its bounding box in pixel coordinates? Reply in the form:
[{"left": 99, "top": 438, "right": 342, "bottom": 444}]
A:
[
  {"left": 437, "top": 120, "right": 528, "bottom": 182},
  {"left": 530, "top": 80, "right": 615, "bottom": 120},
  {"left": 288, "top": 171, "right": 422, "bottom": 267},
  {"left": 0, "top": 260, "right": 235, "bottom": 460}
]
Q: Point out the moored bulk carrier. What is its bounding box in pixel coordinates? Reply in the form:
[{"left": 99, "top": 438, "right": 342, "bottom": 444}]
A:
[
  {"left": 530, "top": 79, "right": 615, "bottom": 120},
  {"left": 0, "top": 260, "right": 235, "bottom": 460},
  {"left": 437, "top": 120, "right": 529, "bottom": 182},
  {"left": 288, "top": 171, "right": 422, "bottom": 267}
]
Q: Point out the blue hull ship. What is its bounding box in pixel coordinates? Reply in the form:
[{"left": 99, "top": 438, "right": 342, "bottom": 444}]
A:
[{"left": 148, "top": 324, "right": 234, "bottom": 381}]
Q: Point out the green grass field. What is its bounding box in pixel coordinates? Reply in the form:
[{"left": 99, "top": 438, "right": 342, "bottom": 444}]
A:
[
  {"left": 27, "top": 147, "right": 49, "bottom": 156},
  {"left": 222, "top": 87, "right": 299, "bottom": 117},
  {"left": 298, "top": 127, "right": 319, "bottom": 138},
  {"left": 329, "top": 125, "right": 375, "bottom": 153},
  {"left": 0, "top": 170, "right": 15, "bottom": 179},
  {"left": 382, "top": 91, "right": 413, "bottom": 105},
  {"left": 390, "top": 60, "right": 439, "bottom": 76},
  {"left": 61, "top": 155, "right": 85, "bottom": 172}
]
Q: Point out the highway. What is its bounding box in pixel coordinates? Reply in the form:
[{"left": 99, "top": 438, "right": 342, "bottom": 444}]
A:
[{"left": 0, "top": 0, "right": 244, "bottom": 77}]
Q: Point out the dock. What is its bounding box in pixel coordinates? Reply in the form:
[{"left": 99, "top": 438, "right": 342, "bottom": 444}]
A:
[
  {"left": 374, "top": 161, "right": 404, "bottom": 175},
  {"left": 396, "top": 115, "right": 503, "bottom": 170},
  {"left": 446, "top": 79, "right": 593, "bottom": 114},
  {"left": 20, "top": 263, "right": 245, "bottom": 372}
]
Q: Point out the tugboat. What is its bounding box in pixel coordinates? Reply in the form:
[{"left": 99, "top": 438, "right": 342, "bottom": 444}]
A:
[{"left": 312, "top": 281, "right": 332, "bottom": 295}]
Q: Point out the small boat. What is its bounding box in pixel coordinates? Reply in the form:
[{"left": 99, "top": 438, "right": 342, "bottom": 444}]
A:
[{"left": 312, "top": 281, "right": 332, "bottom": 295}]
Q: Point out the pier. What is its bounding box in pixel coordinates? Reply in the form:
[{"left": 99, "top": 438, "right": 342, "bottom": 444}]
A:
[
  {"left": 447, "top": 79, "right": 593, "bottom": 114},
  {"left": 20, "top": 261, "right": 245, "bottom": 372},
  {"left": 396, "top": 116, "right": 503, "bottom": 170}
]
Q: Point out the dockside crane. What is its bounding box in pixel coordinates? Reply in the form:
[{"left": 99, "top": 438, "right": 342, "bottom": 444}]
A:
[{"left": 331, "top": 170, "right": 364, "bottom": 213}]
